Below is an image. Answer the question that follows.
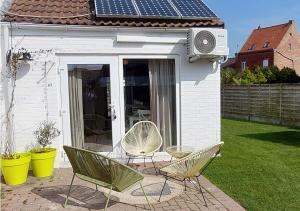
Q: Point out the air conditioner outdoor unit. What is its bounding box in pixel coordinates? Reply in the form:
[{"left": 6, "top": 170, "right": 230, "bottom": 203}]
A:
[{"left": 187, "top": 28, "right": 229, "bottom": 62}]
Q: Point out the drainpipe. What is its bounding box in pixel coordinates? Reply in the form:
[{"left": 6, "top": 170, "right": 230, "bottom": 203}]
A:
[{"left": 274, "top": 48, "right": 296, "bottom": 69}]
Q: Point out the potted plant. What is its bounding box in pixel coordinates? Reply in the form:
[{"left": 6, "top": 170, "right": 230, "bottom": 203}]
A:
[
  {"left": 1, "top": 152, "right": 31, "bottom": 186},
  {"left": 31, "top": 121, "right": 60, "bottom": 178},
  {"left": 1, "top": 48, "right": 32, "bottom": 186}
]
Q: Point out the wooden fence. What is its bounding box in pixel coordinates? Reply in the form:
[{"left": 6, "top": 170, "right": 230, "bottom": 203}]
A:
[{"left": 221, "top": 84, "right": 300, "bottom": 127}]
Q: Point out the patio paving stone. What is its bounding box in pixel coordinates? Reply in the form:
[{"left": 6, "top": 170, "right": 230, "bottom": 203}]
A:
[{"left": 1, "top": 162, "right": 246, "bottom": 211}]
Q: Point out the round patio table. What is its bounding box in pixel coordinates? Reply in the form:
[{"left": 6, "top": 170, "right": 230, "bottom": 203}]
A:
[{"left": 166, "top": 145, "right": 194, "bottom": 160}]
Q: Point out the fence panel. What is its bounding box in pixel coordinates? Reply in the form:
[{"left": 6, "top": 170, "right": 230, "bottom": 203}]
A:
[{"left": 221, "top": 84, "right": 300, "bottom": 127}]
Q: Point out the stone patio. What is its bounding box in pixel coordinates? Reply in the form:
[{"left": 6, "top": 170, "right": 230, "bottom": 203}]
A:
[{"left": 1, "top": 162, "right": 246, "bottom": 211}]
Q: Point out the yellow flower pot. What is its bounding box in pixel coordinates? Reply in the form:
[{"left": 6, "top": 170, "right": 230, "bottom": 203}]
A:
[
  {"left": 0, "top": 152, "right": 31, "bottom": 186},
  {"left": 31, "top": 148, "right": 56, "bottom": 178}
]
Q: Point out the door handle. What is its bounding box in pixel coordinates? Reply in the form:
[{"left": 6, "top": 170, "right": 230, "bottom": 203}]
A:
[
  {"left": 109, "top": 104, "right": 117, "bottom": 120},
  {"left": 112, "top": 108, "right": 117, "bottom": 120}
]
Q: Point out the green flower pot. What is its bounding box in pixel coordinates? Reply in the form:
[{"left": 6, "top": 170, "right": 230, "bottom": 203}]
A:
[
  {"left": 0, "top": 152, "right": 31, "bottom": 186},
  {"left": 31, "top": 148, "right": 56, "bottom": 178}
]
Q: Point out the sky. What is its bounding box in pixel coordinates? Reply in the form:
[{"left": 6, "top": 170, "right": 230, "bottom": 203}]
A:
[{"left": 206, "top": 0, "right": 300, "bottom": 57}]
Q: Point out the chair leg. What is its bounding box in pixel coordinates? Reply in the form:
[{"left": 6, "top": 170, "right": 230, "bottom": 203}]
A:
[
  {"left": 95, "top": 184, "right": 98, "bottom": 191},
  {"left": 104, "top": 185, "right": 113, "bottom": 211},
  {"left": 196, "top": 177, "right": 207, "bottom": 207},
  {"left": 64, "top": 173, "right": 75, "bottom": 208},
  {"left": 151, "top": 156, "right": 157, "bottom": 175},
  {"left": 127, "top": 156, "right": 131, "bottom": 165},
  {"left": 184, "top": 179, "right": 187, "bottom": 191},
  {"left": 158, "top": 178, "right": 168, "bottom": 202},
  {"left": 144, "top": 157, "right": 146, "bottom": 167},
  {"left": 140, "top": 183, "right": 152, "bottom": 210}
]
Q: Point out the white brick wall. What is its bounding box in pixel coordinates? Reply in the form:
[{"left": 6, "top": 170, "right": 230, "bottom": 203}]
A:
[
  {"left": 13, "top": 53, "right": 59, "bottom": 153},
  {"left": 180, "top": 59, "right": 221, "bottom": 148},
  {"left": 1, "top": 25, "right": 222, "bottom": 166}
]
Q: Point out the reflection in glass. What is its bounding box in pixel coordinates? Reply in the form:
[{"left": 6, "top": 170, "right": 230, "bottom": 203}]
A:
[
  {"left": 68, "top": 64, "right": 112, "bottom": 152},
  {"left": 123, "top": 59, "right": 177, "bottom": 149}
]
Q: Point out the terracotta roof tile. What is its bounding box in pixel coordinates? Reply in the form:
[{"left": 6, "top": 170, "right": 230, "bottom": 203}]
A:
[
  {"left": 2, "top": 0, "right": 224, "bottom": 28},
  {"left": 240, "top": 22, "right": 292, "bottom": 53}
]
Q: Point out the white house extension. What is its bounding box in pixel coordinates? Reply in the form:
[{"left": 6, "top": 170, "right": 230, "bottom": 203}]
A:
[{"left": 0, "top": 0, "right": 228, "bottom": 167}]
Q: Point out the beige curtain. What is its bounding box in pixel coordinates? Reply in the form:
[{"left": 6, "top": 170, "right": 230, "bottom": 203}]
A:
[
  {"left": 68, "top": 69, "right": 84, "bottom": 148},
  {"left": 149, "top": 59, "right": 176, "bottom": 150}
]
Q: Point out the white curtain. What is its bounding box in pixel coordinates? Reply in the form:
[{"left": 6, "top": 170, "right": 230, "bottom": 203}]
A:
[
  {"left": 149, "top": 59, "right": 176, "bottom": 150},
  {"left": 68, "top": 69, "right": 84, "bottom": 148}
]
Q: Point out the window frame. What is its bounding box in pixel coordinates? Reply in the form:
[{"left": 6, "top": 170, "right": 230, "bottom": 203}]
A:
[
  {"left": 263, "top": 41, "right": 270, "bottom": 48},
  {"left": 241, "top": 61, "right": 247, "bottom": 70},
  {"left": 262, "top": 59, "right": 269, "bottom": 68},
  {"left": 248, "top": 44, "right": 255, "bottom": 51}
]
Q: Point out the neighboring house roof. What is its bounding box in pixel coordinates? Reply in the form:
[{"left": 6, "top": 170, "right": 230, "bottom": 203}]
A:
[
  {"left": 221, "top": 57, "right": 236, "bottom": 69},
  {"left": 1, "top": 0, "right": 224, "bottom": 28},
  {"left": 239, "top": 21, "right": 292, "bottom": 53}
]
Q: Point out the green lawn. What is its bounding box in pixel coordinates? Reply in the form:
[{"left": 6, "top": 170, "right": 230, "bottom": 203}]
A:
[{"left": 204, "top": 119, "right": 300, "bottom": 211}]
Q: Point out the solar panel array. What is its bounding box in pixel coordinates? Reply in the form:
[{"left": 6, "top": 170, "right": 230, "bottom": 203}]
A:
[
  {"left": 172, "top": 0, "right": 217, "bottom": 18},
  {"left": 135, "top": 0, "right": 179, "bottom": 18},
  {"left": 94, "top": 0, "right": 138, "bottom": 17},
  {"left": 94, "top": 0, "right": 218, "bottom": 19}
]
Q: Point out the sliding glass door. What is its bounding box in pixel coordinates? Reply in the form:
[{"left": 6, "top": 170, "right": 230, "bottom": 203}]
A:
[
  {"left": 123, "top": 59, "right": 177, "bottom": 150},
  {"left": 60, "top": 56, "right": 177, "bottom": 154},
  {"left": 60, "top": 56, "right": 120, "bottom": 152}
]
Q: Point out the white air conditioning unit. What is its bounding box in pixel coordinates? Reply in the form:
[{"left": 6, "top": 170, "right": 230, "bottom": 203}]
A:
[{"left": 187, "top": 28, "right": 229, "bottom": 62}]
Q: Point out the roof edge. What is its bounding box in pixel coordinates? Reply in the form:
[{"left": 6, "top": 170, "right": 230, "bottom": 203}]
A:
[
  {"left": 238, "top": 48, "right": 274, "bottom": 55},
  {"left": 254, "top": 20, "right": 293, "bottom": 31},
  {"left": 1, "top": 21, "right": 224, "bottom": 31}
]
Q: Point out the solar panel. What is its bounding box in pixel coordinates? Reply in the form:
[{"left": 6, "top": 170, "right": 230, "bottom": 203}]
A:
[
  {"left": 94, "top": 0, "right": 138, "bottom": 17},
  {"left": 134, "top": 0, "right": 179, "bottom": 18},
  {"left": 171, "top": 0, "right": 217, "bottom": 19},
  {"left": 94, "top": 0, "right": 219, "bottom": 19}
]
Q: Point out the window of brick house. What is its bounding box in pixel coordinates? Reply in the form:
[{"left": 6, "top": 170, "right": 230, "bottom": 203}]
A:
[
  {"left": 248, "top": 44, "right": 255, "bottom": 50},
  {"left": 241, "top": 61, "right": 247, "bottom": 70},
  {"left": 263, "top": 59, "right": 269, "bottom": 68},
  {"left": 289, "top": 43, "right": 292, "bottom": 51},
  {"left": 263, "top": 41, "right": 270, "bottom": 48}
]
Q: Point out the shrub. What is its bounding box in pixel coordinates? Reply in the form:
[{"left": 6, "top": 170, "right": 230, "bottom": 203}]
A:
[
  {"left": 241, "top": 69, "right": 257, "bottom": 84},
  {"left": 277, "top": 67, "right": 300, "bottom": 83},
  {"left": 263, "top": 66, "right": 280, "bottom": 83},
  {"left": 253, "top": 66, "right": 267, "bottom": 84},
  {"left": 221, "top": 68, "right": 237, "bottom": 85},
  {"left": 221, "top": 66, "right": 299, "bottom": 84}
]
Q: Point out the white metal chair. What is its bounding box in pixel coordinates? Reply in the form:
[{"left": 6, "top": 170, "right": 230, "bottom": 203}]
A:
[
  {"left": 121, "top": 121, "right": 163, "bottom": 173},
  {"left": 158, "top": 142, "right": 224, "bottom": 206}
]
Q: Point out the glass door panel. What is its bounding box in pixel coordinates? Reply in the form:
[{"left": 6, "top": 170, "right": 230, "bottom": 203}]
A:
[
  {"left": 122, "top": 59, "right": 177, "bottom": 149},
  {"left": 67, "top": 64, "right": 113, "bottom": 151}
]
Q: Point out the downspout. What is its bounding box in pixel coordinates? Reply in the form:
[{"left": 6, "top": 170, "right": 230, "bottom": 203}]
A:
[{"left": 274, "top": 48, "right": 296, "bottom": 69}]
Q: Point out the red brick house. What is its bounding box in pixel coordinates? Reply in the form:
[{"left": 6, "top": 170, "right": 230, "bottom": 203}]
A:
[{"left": 236, "top": 20, "right": 300, "bottom": 75}]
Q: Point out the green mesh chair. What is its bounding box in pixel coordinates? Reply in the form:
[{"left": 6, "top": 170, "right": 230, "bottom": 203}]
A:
[
  {"left": 63, "top": 146, "right": 152, "bottom": 210},
  {"left": 121, "top": 121, "right": 163, "bottom": 173},
  {"left": 158, "top": 142, "right": 224, "bottom": 206}
]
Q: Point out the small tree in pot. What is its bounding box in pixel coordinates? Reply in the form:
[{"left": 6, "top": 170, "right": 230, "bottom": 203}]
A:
[
  {"left": 31, "top": 121, "right": 60, "bottom": 178},
  {"left": 1, "top": 48, "right": 32, "bottom": 186}
]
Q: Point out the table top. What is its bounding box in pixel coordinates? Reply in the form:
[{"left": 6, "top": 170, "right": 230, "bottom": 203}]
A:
[{"left": 166, "top": 145, "right": 194, "bottom": 159}]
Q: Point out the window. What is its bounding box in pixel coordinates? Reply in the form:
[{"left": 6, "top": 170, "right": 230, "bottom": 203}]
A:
[
  {"left": 263, "top": 41, "right": 270, "bottom": 48},
  {"left": 248, "top": 44, "right": 255, "bottom": 50},
  {"left": 241, "top": 61, "right": 247, "bottom": 70},
  {"left": 263, "top": 59, "right": 269, "bottom": 68},
  {"left": 289, "top": 43, "right": 292, "bottom": 51}
]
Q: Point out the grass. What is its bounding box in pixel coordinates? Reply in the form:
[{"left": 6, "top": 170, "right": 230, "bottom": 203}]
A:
[{"left": 204, "top": 119, "right": 300, "bottom": 211}]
